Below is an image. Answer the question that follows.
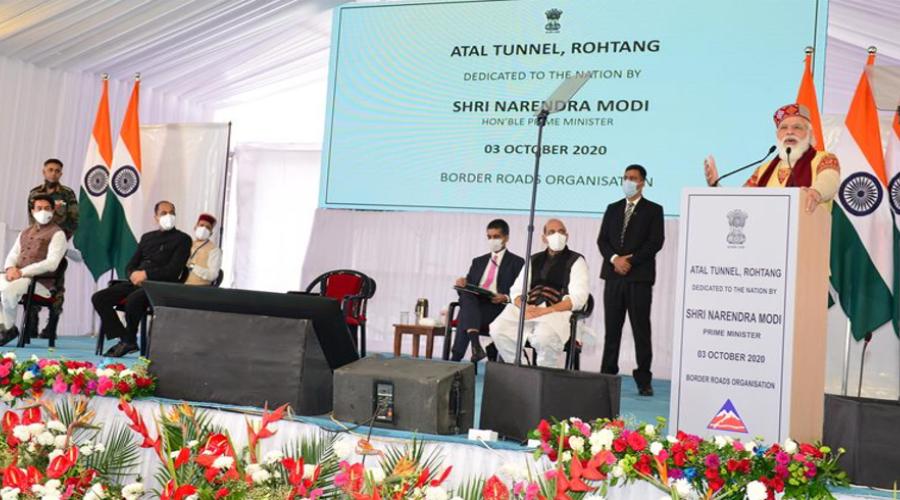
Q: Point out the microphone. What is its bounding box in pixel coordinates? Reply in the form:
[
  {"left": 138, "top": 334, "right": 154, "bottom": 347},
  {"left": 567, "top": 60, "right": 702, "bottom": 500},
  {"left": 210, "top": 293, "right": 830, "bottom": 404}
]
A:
[
  {"left": 857, "top": 331, "right": 873, "bottom": 398},
  {"left": 712, "top": 145, "right": 777, "bottom": 186},
  {"left": 785, "top": 146, "right": 792, "bottom": 168}
]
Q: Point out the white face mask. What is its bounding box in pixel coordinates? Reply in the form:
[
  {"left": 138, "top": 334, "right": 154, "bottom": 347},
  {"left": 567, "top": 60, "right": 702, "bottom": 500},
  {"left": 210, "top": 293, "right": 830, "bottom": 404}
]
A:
[
  {"left": 159, "top": 214, "right": 176, "bottom": 231},
  {"left": 546, "top": 232, "right": 567, "bottom": 252},
  {"left": 33, "top": 210, "right": 53, "bottom": 225},
  {"left": 488, "top": 237, "right": 504, "bottom": 253},
  {"left": 622, "top": 179, "right": 640, "bottom": 198},
  {"left": 194, "top": 226, "right": 211, "bottom": 241}
]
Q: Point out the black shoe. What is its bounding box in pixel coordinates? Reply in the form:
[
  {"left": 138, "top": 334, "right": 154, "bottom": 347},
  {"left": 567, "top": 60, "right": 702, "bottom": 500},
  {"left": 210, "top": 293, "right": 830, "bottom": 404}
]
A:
[
  {"left": 104, "top": 342, "right": 139, "bottom": 358},
  {"left": 638, "top": 386, "right": 654, "bottom": 397},
  {"left": 470, "top": 343, "right": 487, "bottom": 363},
  {"left": 0, "top": 327, "right": 19, "bottom": 346},
  {"left": 38, "top": 315, "right": 59, "bottom": 339}
]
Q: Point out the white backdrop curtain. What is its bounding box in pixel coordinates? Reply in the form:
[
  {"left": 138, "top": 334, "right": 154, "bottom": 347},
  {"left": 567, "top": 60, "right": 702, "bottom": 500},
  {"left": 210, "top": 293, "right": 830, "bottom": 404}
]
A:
[{"left": 223, "top": 144, "right": 321, "bottom": 291}]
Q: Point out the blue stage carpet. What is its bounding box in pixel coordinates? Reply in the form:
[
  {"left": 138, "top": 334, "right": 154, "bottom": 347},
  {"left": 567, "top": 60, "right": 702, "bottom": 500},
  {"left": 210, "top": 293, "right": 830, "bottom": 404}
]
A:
[{"left": 4, "top": 336, "right": 891, "bottom": 498}]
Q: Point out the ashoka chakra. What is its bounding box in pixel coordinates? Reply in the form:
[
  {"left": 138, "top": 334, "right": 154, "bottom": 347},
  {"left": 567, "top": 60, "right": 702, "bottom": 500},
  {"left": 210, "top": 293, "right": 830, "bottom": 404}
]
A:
[
  {"left": 839, "top": 172, "right": 882, "bottom": 216},
  {"left": 111, "top": 165, "right": 140, "bottom": 198},
  {"left": 889, "top": 173, "right": 900, "bottom": 215},
  {"left": 84, "top": 165, "right": 108, "bottom": 196}
]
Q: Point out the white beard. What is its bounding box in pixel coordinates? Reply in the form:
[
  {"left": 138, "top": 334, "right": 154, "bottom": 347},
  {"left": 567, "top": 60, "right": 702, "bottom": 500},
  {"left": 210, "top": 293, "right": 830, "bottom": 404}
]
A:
[{"left": 777, "top": 136, "right": 811, "bottom": 164}]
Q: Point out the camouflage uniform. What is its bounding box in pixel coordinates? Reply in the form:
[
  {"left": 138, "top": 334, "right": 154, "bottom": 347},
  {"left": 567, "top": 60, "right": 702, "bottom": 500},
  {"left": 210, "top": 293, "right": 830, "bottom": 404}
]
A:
[{"left": 26, "top": 183, "right": 78, "bottom": 335}]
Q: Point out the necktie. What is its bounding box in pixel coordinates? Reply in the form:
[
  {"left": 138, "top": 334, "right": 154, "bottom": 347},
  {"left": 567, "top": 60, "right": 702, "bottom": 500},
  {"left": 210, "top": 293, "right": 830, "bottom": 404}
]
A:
[
  {"left": 482, "top": 257, "right": 499, "bottom": 289},
  {"left": 620, "top": 202, "right": 635, "bottom": 246}
]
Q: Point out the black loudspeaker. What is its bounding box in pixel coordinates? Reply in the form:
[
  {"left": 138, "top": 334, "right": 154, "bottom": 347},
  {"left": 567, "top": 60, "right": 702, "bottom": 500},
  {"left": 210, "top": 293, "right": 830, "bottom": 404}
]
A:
[
  {"left": 824, "top": 395, "right": 900, "bottom": 489},
  {"left": 143, "top": 283, "right": 359, "bottom": 415},
  {"left": 333, "top": 356, "right": 475, "bottom": 435},
  {"left": 481, "top": 362, "right": 621, "bottom": 442}
]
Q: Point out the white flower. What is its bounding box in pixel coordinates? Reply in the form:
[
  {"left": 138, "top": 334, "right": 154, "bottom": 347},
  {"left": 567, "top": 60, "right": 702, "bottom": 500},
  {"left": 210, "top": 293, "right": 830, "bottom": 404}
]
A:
[
  {"left": 96, "top": 368, "right": 115, "bottom": 378},
  {"left": 169, "top": 450, "right": 181, "bottom": 459},
  {"left": 303, "top": 464, "right": 317, "bottom": 480},
  {"left": 714, "top": 435, "right": 728, "bottom": 449},
  {"left": 46, "top": 420, "right": 66, "bottom": 433},
  {"left": 122, "top": 482, "right": 144, "bottom": 500},
  {"left": 12, "top": 425, "right": 30, "bottom": 442},
  {"left": 93, "top": 442, "right": 105, "bottom": 453},
  {"left": 0, "top": 486, "right": 20, "bottom": 500},
  {"left": 83, "top": 483, "right": 106, "bottom": 500},
  {"left": 568, "top": 435, "right": 585, "bottom": 453},
  {"left": 589, "top": 428, "right": 614, "bottom": 452},
  {"left": 212, "top": 455, "right": 234, "bottom": 469},
  {"left": 332, "top": 437, "right": 356, "bottom": 460},
  {"left": 27, "top": 423, "right": 46, "bottom": 436},
  {"left": 43, "top": 480, "right": 61, "bottom": 492},
  {"left": 185, "top": 496, "right": 199, "bottom": 500},
  {"left": 612, "top": 465, "right": 624, "bottom": 478},
  {"left": 368, "top": 468, "right": 386, "bottom": 484},
  {"left": 22, "top": 372, "right": 34, "bottom": 382},
  {"left": 53, "top": 435, "right": 67, "bottom": 449},
  {"left": 251, "top": 469, "right": 271, "bottom": 483},
  {"left": 246, "top": 463, "right": 262, "bottom": 475},
  {"left": 745, "top": 441, "right": 758, "bottom": 455},
  {"left": 263, "top": 450, "right": 283, "bottom": 464},
  {"left": 424, "top": 486, "right": 448, "bottom": 500},
  {"left": 79, "top": 445, "right": 94, "bottom": 457},
  {"left": 649, "top": 441, "right": 664, "bottom": 456},
  {"left": 644, "top": 425, "right": 656, "bottom": 436},
  {"left": 560, "top": 451, "right": 572, "bottom": 463},
  {"left": 783, "top": 438, "right": 798, "bottom": 454},
  {"left": 666, "top": 435, "right": 678, "bottom": 444},
  {"left": 745, "top": 480, "right": 767, "bottom": 500},
  {"left": 37, "top": 431, "right": 56, "bottom": 446},
  {"left": 27, "top": 443, "right": 37, "bottom": 453},
  {"left": 673, "top": 478, "right": 693, "bottom": 497},
  {"left": 48, "top": 449, "right": 64, "bottom": 460},
  {"left": 0, "top": 391, "right": 13, "bottom": 403},
  {"left": 3, "top": 353, "right": 16, "bottom": 360},
  {"left": 187, "top": 440, "right": 199, "bottom": 449}
]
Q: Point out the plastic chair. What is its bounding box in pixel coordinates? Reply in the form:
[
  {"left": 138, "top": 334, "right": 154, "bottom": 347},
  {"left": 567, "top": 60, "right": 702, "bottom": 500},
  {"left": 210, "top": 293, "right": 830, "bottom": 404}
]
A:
[{"left": 304, "top": 269, "right": 376, "bottom": 356}]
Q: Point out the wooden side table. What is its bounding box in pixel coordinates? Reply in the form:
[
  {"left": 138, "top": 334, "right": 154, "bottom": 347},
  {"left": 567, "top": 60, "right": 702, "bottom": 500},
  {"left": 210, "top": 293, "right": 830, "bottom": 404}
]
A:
[{"left": 392, "top": 324, "right": 446, "bottom": 359}]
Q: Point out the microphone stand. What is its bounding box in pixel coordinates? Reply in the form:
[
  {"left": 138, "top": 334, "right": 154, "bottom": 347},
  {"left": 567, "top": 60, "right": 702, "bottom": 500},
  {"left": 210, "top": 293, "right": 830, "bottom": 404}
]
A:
[
  {"left": 513, "top": 109, "right": 549, "bottom": 366},
  {"left": 712, "top": 146, "right": 777, "bottom": 186}
]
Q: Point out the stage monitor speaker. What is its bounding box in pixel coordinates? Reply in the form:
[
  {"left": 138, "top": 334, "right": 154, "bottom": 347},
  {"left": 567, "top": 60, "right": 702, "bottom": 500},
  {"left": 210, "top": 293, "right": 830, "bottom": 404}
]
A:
[
  {"left": 823, "top": 394, "right": 900, "bottom": 489},
  {"left": 143, "top": 282, "right": 360, "bottom": 415},
  {"left": 481, "top": 362, "right": 621, "bottom": 442},
  {"left": 333, "top": 356, "right": 475, "bottom": 435}
]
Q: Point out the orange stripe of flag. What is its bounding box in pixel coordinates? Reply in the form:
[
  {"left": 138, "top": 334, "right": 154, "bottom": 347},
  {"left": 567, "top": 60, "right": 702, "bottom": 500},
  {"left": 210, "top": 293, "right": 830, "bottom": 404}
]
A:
[
  {"left": 93, "top": 79, "right": 113, "bottom": 167},
  {"left": 796, "top": 52, "right": 825, "bottom": 151},
  {"left": 120, "top": 79, "right": 142, "bottom": 172},
  {"left": 845, "top": 52, "right": 886, "bottom": 185}
]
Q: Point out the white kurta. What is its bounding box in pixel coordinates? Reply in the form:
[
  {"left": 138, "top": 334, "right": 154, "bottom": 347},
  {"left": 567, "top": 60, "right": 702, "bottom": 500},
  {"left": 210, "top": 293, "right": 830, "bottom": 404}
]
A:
[
  {"left": 489, "top": 252, "right": 589, "bottom": 368},
  {"left": 0, "top": 229, "right": 66, "bottom": 329}
]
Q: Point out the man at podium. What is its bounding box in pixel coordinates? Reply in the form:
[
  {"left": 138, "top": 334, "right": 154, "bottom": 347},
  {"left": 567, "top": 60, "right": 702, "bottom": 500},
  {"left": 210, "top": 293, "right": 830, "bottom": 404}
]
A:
[{"left": 703, "top": 103, "right": 841, "bottom": 212}]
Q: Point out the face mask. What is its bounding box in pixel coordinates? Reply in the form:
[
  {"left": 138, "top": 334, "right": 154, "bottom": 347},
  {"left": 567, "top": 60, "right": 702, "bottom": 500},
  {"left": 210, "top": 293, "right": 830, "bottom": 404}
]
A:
[
  {"left": 623, "top": 179, "right": 640, "bottom": 198},
  {"left": 33, "top": 210, "right": 53, "bottom": 225},
  {"left": 195, "top": 226, "right": 211, "bottom": 241},
  {"left": 159, "top": 214, "right": 176, "bottom": 231},
  {"left": 546, "top": 233, "right": 567, "bottom": 252},
  {"left": 488, "top": 237, "right": 504, "bottom": 253}
]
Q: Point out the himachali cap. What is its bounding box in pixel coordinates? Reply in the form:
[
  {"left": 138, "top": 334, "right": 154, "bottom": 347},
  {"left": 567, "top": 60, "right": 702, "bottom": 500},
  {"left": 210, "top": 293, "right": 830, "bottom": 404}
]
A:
[
  {"left": 773, "top": 103, "right": 812, "bottom": 126},
  {"left": 197, "top": 213, "right": 217, "bottom": 226}
]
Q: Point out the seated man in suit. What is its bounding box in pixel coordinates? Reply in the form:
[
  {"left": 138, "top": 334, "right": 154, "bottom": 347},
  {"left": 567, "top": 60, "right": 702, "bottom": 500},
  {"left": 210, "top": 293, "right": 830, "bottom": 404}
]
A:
[
  {"left": 451, "top": 219, "right": 524, "bottom": 362},
  {"left": 490, "top": 219, "right": 589, "bottom": 368},
  {"left": 0, "top": 195, "right": 67, "bottom": 345},
  {"left": 91, "top": 200, "right": 192, "bottom": 357},
  {"left": 184, "top": 213, "right": 222, "bottom": 286}
]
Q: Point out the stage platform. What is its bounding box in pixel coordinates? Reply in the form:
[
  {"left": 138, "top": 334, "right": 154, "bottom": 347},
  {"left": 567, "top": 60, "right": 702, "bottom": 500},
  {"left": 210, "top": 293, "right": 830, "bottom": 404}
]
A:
[{"left": 2, "top": 336, "right": 892, "bottom": 499}]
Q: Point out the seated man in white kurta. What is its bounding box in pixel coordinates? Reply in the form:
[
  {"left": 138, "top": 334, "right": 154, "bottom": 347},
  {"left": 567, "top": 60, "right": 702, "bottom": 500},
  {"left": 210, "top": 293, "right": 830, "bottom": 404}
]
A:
[{"left": 489, "top": 218, "right": 589, "bottom": 368}]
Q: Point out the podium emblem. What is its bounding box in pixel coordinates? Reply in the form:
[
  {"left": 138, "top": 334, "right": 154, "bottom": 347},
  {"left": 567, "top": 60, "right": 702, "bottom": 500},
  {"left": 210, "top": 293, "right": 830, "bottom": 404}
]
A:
[
  {"left": 726, "top": 209, "right": 748, "bottom": 245},
  {"left": 839, "top": 172, "right": 883, "bottom": 216},
  {"left": 707, "top": 399, "right": 748, "bottom": 433},
  {"left": 545, "top": 9, "right": 562, "bottom": 33}
]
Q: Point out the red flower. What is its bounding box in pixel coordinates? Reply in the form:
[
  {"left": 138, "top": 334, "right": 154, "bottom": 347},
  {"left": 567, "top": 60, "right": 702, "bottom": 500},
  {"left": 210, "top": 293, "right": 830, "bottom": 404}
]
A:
[
  {"left": 431, "top": 466, "right": 452, "bottom": 486},
  {"left": 626, "top": 431, "right": 647, "bottom": 452},
  {"left": 118, "top": 399, "right": 163, "bottom": 460},
  {"left": 634, "top": 454, "right": 652, "bottom": 476},
  {"left": 612, "top": 437, "right": 627, "bottom": 453},
  {"left": 799, "top": 443, "right": 824, "bottom": 459},
  {"left": 47, "top": 454, "right": 74, "bottom": 479},
  {"left": 173, "top": 448, "right": 191, "bottom": 469},
  {"left": 537, "top": 420, "right": 552, "bottom": 442},
  {"left": 135, "top": 376, "right": 154, "bottom": 389},
  {"left": 247, "top": 403, "right": 288, "bottom": 462},
  {"left": 116, "top": 380, "right": 131, "bottom": 394},
  {"left": 22, "top": 407, "right": 41, "bottom": 424},
  {"left": 215, "top": 487, "right": 230, "bottom": 499},
  {"left": 161, "top": 480, "right": 197, "bottom": 500},
  {"left": 483, "top": 475, "right": 510, "bottom": 500},
  {"left": 9, "top": 385, "right": 23, "bottom": 398},
  {"left": 282, "top": 456, "right": 306, "bottom": 487}
]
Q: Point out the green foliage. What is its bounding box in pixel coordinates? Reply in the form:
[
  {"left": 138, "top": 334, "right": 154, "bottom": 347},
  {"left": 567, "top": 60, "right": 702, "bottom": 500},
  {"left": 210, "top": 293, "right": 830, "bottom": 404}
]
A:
[{"left": 83, "top": 424, "right": 141, "bottom": 481}]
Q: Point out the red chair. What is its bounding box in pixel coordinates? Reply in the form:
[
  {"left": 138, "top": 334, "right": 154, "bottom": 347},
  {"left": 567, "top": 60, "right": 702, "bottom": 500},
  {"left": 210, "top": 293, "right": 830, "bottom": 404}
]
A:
[
  {"left": 305, "top": 270, "right": 376, "bottom": 357},
  {"left": 17, "top": 259, "right": 68, "bottom": 348}
]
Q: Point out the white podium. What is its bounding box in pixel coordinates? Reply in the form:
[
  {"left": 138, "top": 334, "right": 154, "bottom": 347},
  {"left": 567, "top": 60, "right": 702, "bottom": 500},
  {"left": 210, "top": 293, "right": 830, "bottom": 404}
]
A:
[{"left": 669, "top": 188, "right": 830, "bottom": 443}]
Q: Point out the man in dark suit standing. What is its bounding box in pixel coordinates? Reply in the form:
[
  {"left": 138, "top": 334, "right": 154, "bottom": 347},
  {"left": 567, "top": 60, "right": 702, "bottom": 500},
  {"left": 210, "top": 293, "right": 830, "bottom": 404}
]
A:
[
  {"left": 451, "top": 219, "right": 525, "bottom": 362},
  {"left": 597, "top": 165, "right": 665, "bottom": 396}
]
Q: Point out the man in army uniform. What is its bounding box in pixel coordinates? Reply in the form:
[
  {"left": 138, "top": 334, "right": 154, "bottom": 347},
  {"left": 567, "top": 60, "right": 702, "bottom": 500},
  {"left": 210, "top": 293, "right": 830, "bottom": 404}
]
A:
[{"left": 26, "top": 158, "right": 78, "bottom": 339}]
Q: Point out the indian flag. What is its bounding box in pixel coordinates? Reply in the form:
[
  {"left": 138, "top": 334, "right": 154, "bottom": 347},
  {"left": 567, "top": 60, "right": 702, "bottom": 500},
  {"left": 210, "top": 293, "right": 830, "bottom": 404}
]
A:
[
  {"left": 108, "top": 76, "right": 143, "bottom": 278},
  {"left": 796, "top": 47, "right": 825, "bottom": 152},
  {"left": 887, "top": 109, "right": 900, "bottom": 336},
  {"left": 73, "top": 75, "right": 114, "bottom": 280},
  {"left": 830, "top": 50, "right": 893, "bottom": 340}
]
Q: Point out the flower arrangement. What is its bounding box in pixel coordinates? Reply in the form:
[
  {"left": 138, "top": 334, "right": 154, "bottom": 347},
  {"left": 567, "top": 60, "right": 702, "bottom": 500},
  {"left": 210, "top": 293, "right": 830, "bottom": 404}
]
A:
[
  {"left": 526, "top": 417, "right": 849, "bottom": 500},
  {"left": 0, "top": 398, "right": 143, "bottom": 499},
  {"left": 0, "top": 353, "right": 156, "bottom": 403},
  {"left": 332, "top": 439, "right": 453, "bottom": 500}
]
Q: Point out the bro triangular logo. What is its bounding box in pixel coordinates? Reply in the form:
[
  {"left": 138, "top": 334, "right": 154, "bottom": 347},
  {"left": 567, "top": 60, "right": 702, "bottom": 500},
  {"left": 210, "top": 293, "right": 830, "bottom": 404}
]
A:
[{"left": 707, "top": 399, "right": 748, "bottom": 433}]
